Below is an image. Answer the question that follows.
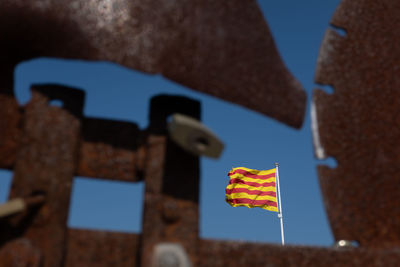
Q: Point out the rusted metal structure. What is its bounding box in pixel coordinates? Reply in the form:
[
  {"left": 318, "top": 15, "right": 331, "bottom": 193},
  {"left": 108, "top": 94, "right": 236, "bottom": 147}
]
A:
[
  {"left": 1, "top": 0, "right": 400, "bottom": 266},
  {"left": 0, "top": 85, "right": 201, "bottom": 266},
  {"left": 312, "top": 0, "right": 400, "bottom": 249}
]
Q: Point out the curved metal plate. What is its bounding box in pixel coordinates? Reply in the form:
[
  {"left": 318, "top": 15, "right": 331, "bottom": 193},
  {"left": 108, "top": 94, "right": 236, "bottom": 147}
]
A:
[
  {"left": 0, "top": 0, "right": 305, "bottom": 128},
  {"left": 313, "top": 0, "right": 400, "bottom": 248}
]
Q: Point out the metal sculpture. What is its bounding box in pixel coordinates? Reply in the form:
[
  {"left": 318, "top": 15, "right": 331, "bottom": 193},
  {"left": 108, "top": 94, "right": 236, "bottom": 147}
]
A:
[{"left": 0, "top": 0, "right": 399, "bottom": 266}]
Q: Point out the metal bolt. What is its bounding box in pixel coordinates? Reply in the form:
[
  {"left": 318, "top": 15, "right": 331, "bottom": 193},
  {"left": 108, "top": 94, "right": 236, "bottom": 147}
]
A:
[
  {"left": 153, "top": 243, "right": 191, "bottom": 267},
  {"left": 334, "top": 240, "right": 359, "bottom": 248},
  {"left": 0, "top": 195, "right": 45, "bottom": 219},
  {"left": 162, "top": 201, "right": 180, "bottom": 224}
]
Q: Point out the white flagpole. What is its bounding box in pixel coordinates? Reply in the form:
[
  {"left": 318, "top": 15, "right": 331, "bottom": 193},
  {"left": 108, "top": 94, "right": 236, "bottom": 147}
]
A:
[{"left": 275, "top": 162, "right": 285, "bottom": 245}]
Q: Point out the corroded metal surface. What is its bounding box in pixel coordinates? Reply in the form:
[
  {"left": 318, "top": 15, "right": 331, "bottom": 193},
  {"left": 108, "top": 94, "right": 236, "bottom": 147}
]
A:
[
  {"left": 313, "top": 0, "right": 400, "bottom": 248},
  {"left": 66, "top": 229, "right": 140, "bottom": 267},
  {"left": 199, "top": 239, "right": 400, "bottom": 266},
  {"left": 0, "top": 94, "right": 21, "bottom": 170},
  {"left": 2, "top": 1, "right": 400, "bottom": 264},
  {"left": 141, "top": 95, "right": 200, "bottom": 266},
  {"left": 0, "top": 238, "right": 42, "bottom": 267},
  {"left": 0, "top": 0, "right": 306, "bottom": 128},
  {"left": 0, "top": 92, "right": 145, "bottom": 182},
  {"left": 8, "top": 85, "right": 82, "bottom": 267},
  {"left": 78, "top": 118, "right": 146, "bottom": 181}
]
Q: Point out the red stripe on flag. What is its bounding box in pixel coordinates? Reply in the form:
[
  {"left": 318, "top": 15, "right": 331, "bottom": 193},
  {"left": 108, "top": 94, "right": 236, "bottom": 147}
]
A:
[
  {"left": 226, "top": 188, "right": 277, "bottom": 197},
  {"left": 228, "top": 169, "right": 275, "bottom": 180},
  {"left": 226, "top": 198, "right": 277, "bottom": 207},
  {"left": 229, "top": 178, "right": 276, "bottom": 188}
]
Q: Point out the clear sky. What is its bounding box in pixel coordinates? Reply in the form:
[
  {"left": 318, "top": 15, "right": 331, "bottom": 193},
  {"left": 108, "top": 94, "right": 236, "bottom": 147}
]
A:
[{"left": 0, "top": 0, "right": 341, "bottom": 246}]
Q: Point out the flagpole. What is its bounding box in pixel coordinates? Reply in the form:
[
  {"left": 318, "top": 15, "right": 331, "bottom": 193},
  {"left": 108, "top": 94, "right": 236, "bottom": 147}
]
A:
[{"left": 275, "top": 162, "right": 285, "bottom": 245}]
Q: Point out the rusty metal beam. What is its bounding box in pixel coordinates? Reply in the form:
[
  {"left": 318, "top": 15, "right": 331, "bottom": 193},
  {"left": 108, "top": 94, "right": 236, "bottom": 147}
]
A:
[
  {"left": 77, "top": 118, "right": 146, "bottom": 181},
  {"left": 65, "top": 229, "right": 141, "bottom": 267},
  {"left": 0, "top": 88, "right": 145, "bottom": 182},
  {"left": 0, "top": 0, "right": 306, "bottom": 128},
  {"left": 198, "top": 239, "right": 400, "bottom": 266},
  {"left": 313, "top": 0, "right": 400, "bottom": 248}
]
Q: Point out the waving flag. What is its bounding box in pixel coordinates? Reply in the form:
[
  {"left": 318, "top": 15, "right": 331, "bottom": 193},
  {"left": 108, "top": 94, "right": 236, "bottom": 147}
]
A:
[{"left": 225, "top": 167, "right": 278, "bottom": 212}]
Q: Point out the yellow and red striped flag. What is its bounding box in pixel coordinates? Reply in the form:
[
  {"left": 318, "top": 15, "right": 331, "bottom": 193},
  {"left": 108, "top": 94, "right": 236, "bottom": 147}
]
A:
[{"left": 225, "top": 167, "right": 278, "bottom": 212}]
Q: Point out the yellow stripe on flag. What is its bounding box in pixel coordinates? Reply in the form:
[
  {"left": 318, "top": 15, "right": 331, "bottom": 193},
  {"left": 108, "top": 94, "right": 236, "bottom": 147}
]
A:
[{"left": 225, "top": 183, "right": 276, "bottom": 192}]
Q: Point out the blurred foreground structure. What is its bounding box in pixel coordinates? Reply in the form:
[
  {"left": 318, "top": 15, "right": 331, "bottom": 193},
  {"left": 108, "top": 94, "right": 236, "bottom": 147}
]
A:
[{"left": 1, "top": 0, "right": 400, "bottom": 266}]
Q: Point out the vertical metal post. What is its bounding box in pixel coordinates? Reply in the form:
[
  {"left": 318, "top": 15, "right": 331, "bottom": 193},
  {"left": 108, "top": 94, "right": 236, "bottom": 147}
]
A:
[
  {"left": 9, "top": 85, "right": 84, "bottom": 267},
  {"left": 275, "top": 163, "right": 285, "bottom": 245},
  {"left": 141, "top": 95, "right": 200, "bottom": 267}
]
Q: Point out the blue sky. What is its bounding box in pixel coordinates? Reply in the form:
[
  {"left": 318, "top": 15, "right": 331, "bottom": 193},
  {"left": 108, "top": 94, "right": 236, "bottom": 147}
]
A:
[{"left": 0, "top": 0, "right": 341, "bottom": 246}]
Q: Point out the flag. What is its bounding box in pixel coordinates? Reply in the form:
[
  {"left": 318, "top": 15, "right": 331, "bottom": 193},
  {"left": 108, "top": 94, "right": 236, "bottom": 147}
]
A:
[{"left": 225, "top": 167, "right": 278, "bottom": 212}]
